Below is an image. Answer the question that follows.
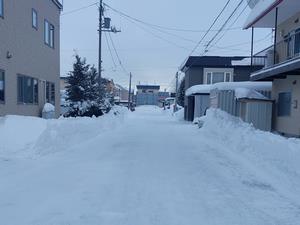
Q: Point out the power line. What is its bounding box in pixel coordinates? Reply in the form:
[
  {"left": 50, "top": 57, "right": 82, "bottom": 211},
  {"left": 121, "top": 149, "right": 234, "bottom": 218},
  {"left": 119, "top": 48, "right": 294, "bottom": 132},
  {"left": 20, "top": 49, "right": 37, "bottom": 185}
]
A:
[
  {"left": 120, "top": 14, "right": 192, "bottom": 51},
  {"left": 104, "top": 32, "right": 117, "bottom": 68},
  {"left": 205, "top": 1, "right": 248, "bottom": 53},
  {"left": 107, "top": 32, "right": 130, "bottom": 76},
  {"left": 204, "top": 0, "right": 245, "bottom": 53},
  {"left": 103, "top": 2, "right": 242, "bottom": 33},
  {"left": 61, "top": 2, "right": 98, "bottom": 16}
]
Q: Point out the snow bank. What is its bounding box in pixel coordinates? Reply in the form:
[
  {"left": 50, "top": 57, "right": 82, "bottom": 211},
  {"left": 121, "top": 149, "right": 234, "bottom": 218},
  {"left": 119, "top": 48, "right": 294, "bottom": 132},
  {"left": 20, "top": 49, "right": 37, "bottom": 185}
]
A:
[
  {"left": 185, "top": 84, "right": 213, "bottom": 96},
  {"left": 0, "top": 106, "right": 128, "bottom": 157},
  {"left": 0, "top": 116, "right": 47, "bottom": 156},
  {"left": 198, "top": 109, "right": 300, "bottom": 198}
]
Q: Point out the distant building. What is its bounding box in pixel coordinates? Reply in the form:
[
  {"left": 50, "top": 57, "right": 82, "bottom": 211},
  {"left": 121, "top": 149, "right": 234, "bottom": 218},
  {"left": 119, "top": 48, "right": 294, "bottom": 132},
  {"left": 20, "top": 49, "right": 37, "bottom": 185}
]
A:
[
  {"left": 0, "top": 0, "right": 63, "bottom": 117},
  {"left": 136, "top": 85, "right": 160, "bottom": 106}
]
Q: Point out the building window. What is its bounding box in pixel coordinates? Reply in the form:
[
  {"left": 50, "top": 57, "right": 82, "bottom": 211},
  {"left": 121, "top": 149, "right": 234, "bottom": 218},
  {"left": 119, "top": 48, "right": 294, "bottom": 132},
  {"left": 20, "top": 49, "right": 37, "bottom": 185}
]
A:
[
  {"left": 205, "top": 72, "right": 232, "bottom": 84},
  {"left": 0, "top": 0, "right": 3, "bottom": 18},
  {"left": 44, "top": 20, "right": 54, "bottom": 48},
  {"left": 0, "top": 70, "right": 4, "bottom": 103},
  {"left": 278, "top": 92, "right": 292, "bottom": 117},
  {"left": 17, "top": 75, "right": 38, "bottom": 104},
  {"left": 46, "top": 81, "right": 55, "bottom": 105},
  {"left": 32, "top": 9, "right": 38, "bottom": 29}
]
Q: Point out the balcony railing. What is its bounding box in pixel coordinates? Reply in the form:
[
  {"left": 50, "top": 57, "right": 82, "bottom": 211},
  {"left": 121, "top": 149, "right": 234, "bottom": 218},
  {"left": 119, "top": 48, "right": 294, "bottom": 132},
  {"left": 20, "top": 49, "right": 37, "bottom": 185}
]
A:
[{"left": 253, "top": 30, "right": 300, "bottom": 69}]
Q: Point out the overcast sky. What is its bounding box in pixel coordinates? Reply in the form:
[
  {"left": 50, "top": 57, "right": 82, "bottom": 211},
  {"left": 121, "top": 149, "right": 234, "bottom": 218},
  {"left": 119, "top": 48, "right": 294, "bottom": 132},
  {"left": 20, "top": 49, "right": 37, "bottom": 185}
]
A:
[{"left": 60, "top": 0, "right": 273, "bottom": 91}]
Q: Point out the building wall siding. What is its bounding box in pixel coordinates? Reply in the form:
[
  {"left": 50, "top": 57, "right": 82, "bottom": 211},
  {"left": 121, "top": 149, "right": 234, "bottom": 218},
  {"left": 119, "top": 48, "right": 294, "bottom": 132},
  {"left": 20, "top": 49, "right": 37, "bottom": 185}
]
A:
[
  {"left": 0, "top": 0, "right": 60, "bottom": 117},
  {"left": 272, "top": 76, "right": 300, "bottom": 137}
]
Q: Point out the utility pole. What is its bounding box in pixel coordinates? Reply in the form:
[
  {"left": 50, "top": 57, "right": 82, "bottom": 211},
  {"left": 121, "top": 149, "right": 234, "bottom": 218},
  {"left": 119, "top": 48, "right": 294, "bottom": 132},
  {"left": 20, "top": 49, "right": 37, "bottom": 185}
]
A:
[
  {"left": 98, "top": 1, "right": 120, "bottom": 92},
  {"left": 98, "top": 0, "right": 103, "bottom": 81},
  {"left": 174, "top": 71, "right": 179, "bottom": 113},
  {"left": 128, "top": 73, "right": 132, "bottom": 109}
]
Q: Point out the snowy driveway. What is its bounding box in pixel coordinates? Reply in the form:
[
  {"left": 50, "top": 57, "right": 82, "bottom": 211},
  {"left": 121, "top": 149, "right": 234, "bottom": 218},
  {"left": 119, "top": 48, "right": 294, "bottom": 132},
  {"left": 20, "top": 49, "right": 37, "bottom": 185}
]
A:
[{"left": 1, "top": 106, "right": 300, "bottom": 225}]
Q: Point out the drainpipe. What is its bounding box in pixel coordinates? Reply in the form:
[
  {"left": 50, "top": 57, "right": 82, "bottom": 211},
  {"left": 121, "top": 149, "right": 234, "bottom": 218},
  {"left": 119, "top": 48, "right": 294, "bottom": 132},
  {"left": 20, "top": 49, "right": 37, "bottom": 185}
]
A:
[{"left": 274, "top": 7, "right": 279, "bottom": 64}]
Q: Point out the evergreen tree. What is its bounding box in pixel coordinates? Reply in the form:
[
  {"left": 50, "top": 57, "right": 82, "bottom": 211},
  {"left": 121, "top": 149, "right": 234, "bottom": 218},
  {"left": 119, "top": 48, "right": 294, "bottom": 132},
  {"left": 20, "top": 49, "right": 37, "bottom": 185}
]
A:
[
  {"left": 64, "top": 55, "right": 114, "bottom": 117},
  {"left": 177, "top": 77, "right": 185, "bottom": 107},
  {"left": 66, "top": 55, "right": 90, "bottom": 102}
]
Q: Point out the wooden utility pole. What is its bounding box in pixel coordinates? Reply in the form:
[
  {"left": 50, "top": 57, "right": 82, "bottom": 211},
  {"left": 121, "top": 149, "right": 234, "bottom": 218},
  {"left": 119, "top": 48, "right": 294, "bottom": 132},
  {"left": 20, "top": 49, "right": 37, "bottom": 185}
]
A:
[
  {"left": 98, "top": 0, "right": 103, "bottom": 80},
  {"left": 174, "top": 72, "right": 179, "bottom": 113},
  {"left": 128, "top": 73, "right": 132, "bottom": 109}
]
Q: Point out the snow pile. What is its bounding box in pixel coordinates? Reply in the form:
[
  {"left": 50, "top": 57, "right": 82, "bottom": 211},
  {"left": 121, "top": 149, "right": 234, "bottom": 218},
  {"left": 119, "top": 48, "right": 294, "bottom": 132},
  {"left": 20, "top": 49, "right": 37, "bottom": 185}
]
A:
[
  {"left": 235, "top": 87, "right": 268, "bottom": 100},
  {"left": 0, "top": 106, "right": 128, "bottom": 157},
  {"left": 42, "top": 103, "right": 55, "bottom": 113}
]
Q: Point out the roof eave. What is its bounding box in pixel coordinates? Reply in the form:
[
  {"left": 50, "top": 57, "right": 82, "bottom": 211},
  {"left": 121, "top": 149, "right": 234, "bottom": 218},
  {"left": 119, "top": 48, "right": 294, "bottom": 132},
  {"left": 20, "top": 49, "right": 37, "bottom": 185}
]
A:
[
  {"left": 244, "top": 0, "right": 283, "bottom": 29},
  {"left": 52, "top": 0, "right": 63, "bottom": 10}
]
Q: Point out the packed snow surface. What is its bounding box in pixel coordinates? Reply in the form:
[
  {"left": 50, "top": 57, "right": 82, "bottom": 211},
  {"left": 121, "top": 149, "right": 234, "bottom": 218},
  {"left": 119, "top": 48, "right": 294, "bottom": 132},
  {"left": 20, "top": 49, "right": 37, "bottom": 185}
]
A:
[{"left": 1, "top": 106, "right": 300, "bottom": 225}]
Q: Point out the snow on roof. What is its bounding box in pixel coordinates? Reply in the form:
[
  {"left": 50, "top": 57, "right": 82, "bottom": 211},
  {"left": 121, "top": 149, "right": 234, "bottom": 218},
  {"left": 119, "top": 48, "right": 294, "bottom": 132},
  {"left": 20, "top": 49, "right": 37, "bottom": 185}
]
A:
[
  {"left": 234, "top": 88, "right": 268, "bottom": 100},
  {"left": 212, "top": 81, "right": 272, "bottom": 91},
  {"left": 231, "top": 58, "right": 252, "bottom": 66},
  {"left": 186, "top": 82, "right": 272, "bottom": 97},
  {"left": 185, "top": 85, "right": 214, "bottom": 96}
]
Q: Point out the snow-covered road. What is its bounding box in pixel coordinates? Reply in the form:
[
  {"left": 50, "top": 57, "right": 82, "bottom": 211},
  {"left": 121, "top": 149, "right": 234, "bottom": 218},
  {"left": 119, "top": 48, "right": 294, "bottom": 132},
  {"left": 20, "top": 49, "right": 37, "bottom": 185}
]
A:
[{"left": 1, "top": 106, "right": 300, "bottom": 225}]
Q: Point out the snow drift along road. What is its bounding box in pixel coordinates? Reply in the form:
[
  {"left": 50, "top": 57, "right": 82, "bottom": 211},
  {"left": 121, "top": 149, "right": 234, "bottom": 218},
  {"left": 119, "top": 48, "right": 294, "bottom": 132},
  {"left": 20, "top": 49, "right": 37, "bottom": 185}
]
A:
[{"left": 0, "top": 106, "right": 300, "bottom": 225}]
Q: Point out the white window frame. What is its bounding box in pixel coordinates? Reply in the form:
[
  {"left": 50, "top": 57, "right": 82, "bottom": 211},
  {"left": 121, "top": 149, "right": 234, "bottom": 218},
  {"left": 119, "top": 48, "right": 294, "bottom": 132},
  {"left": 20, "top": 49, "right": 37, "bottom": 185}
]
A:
[
  {"left": 205, "top": 71, "right": 233, "bottom": 84},
  {"left": 32, "top": 8, "right": 38, "bottom": 30},
  {"left": 44, "top": 20, "right": 54, "bottom": 48}
]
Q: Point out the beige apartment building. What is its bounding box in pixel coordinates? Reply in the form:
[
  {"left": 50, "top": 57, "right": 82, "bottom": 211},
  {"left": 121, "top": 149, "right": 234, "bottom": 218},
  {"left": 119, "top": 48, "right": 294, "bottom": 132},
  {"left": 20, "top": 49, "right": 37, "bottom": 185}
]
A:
[
  {"left": 0, "top": 0, "right": 62, "bottom": 117},
  {"left": 245, "top": 0, "right": 300, "bottom": 137}
]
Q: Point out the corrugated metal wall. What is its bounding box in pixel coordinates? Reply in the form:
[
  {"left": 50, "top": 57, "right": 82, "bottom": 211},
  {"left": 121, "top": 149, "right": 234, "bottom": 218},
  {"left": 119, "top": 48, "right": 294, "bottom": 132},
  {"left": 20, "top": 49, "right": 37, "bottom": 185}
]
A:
[
  {"left": 194, "top": 95, "right": 210, "bottom": 119},
  {"left": 237, "top": 101, "right": 273, "bottom": 131},
  {"left": 210, "top": 89, "right": 273, "bottom": 131},
  {"left": 136, "top": 93, "right": 159, "bottom": 106}
]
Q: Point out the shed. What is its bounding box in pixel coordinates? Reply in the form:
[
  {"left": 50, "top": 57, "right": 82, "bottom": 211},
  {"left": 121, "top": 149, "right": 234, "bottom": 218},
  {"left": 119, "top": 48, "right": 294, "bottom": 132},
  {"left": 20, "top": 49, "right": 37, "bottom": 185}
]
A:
[
  {"left": 185, "top": 85, "right": 214, "bottom": 121},
  {"left": 210, "top": 82, "right": 273, "bottom": 131}
]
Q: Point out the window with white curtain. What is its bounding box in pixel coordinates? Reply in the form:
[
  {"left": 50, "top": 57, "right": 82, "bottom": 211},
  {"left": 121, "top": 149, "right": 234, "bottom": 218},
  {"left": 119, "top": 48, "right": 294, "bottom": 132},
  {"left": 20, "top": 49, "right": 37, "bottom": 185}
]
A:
[{"left": 205, "top": 72, "right": 233, "bottom": 84}]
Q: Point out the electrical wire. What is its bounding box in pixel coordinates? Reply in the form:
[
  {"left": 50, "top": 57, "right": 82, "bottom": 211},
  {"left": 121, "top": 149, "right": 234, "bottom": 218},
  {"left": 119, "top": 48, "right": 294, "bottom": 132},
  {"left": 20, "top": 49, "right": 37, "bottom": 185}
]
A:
[
  {"left": 107, "top": 32, "right": 130, "bottom": 76},
  {"left": 204, "top": 0, "right": 245, "bottom": 53},
  {"left": 104, "top": 32, "right": 117, "bottom": 68},
  {"left": 205, "top": 2, "right": 248, "bottom": 54},
  {"left": 120, "top": 14, "right": 192, "bottom": 51},
  {"left": 103, "top": 2, "right": 242, "bottom": 33},
  {"left": 61, "top": 2, "right": 98, "bottom": 16}
]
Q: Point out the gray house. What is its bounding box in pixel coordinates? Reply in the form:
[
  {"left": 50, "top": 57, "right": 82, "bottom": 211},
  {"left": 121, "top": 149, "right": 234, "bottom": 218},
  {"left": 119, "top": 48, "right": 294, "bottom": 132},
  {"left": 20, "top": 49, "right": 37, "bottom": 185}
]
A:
[
  {"left": 180, "top": 56, "right": 264, "bottom": 121},
  {"left": 245, "top": 0, "right": 300, "bottom": 137},
  {"left": 0, "top": 0, "right": 62, "bottom": 118}
]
